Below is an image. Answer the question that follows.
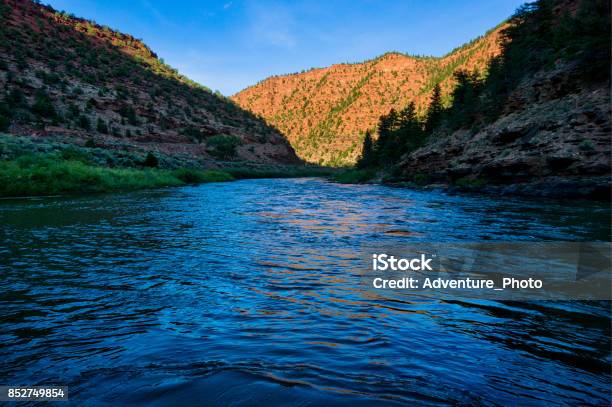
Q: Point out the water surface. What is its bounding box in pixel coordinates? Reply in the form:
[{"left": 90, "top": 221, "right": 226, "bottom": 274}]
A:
[{"left": 1, "top": 179, "right": 610, "bottom": 405}]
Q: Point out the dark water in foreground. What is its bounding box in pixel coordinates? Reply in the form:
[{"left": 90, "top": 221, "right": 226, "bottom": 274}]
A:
[{"left": 0, "top": 178, "right": 610, "bottom": 406}]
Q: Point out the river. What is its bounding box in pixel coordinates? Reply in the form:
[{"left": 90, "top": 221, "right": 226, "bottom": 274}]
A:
[{"left": 1, "top": 178, "right": 610, "bottom": 405}]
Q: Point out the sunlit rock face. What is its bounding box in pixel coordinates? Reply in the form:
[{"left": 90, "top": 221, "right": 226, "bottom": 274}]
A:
[{"left": 233, "top": 26, "right": 505, "bottom": 166}]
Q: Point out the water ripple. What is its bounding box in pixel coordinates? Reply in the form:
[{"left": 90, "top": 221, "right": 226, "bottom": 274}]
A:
[{"left": 0, "top": 179, "right": 609, "bottom": 405}]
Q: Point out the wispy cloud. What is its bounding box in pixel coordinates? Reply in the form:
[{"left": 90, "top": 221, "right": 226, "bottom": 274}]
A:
[
  {"left": 246, "top": 1, "right": 296, "bottom": 49},
  {"left": 223, "top": 2, "right": 233, "bottom": 10},
  {"left": 140, "top": 0, "right": 177, "bottom": 28}
]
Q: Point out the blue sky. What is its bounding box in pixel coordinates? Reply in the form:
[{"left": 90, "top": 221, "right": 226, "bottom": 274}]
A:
[{"left": 45, "top": 0, "right": 526, "bottom": 95}]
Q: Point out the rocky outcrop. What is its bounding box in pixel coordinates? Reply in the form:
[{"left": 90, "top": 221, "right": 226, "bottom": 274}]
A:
[{"left": 399, "top": 62, "right": 611, "bottom": 199}]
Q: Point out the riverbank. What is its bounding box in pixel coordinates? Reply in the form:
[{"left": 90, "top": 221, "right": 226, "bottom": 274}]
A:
[
  {"left": 0, "top": 134, "right": 334, "bottom": 197},
  {"left": 332, "top": 168, "right": 612, "bottom": 201},
  {"left": 0, "top": 154, "right": 234, "bottom": 197}
]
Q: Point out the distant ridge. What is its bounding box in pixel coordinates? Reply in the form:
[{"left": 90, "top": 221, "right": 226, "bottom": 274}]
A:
[{"left": 232, "top": 24, "right": 506, "bottom": 165}]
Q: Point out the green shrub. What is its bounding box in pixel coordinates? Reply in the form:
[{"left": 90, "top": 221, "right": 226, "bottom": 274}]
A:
[
  {"left": 413, "top": 173, "right": 429, "bottom": 186},
  {"left": 206, "top": 134, "right": 242, "bottom": 159},
  {"left": 579, "top": 139, "right": 595, "bottom": 151},
  {"left": 0, "top": 102, "right": 10, "bottom": 131},
  {"left": 172, "top": 168, "right": 234, "bottom": 183},
  {"left": 96, "top": 117, "right": 108, "bottom": 133},
  {"left": 7, "top": 89, "right": 25, "bottom": 107},
  {"left": 31, "top": 89, "right": 56, "bottom": 119},
  {"left": 79, "top": 115, "right": 90, "bottom": 130},
  {"left": 119, "top": 105, "right": 138, "bottom": 125},
  {"left": 332, "top": 169, "right": 377, "bottom": 184},
  {"left": 67, "top": 103, "right": 80, "bottom": 119},
  {"left": 0, "top": 114, "right": 9, "bottom": 131},
  {"left": 181, "top": 126, "right": 204, "bottom": 142},
  {"left": 225, "top": 165, "right": 334, "bottom": 179},
  {"left": 60, "top": 146, "right": 90, "bottom": 163},
  {"left": 143, "top": 152, "right": 158, "bottom": 168},
  {"left": 0, "top": 149, "right": 239, "bottom": 197},
  {"left": 454, "top": 177, "right": 487, "bottom": 188}
]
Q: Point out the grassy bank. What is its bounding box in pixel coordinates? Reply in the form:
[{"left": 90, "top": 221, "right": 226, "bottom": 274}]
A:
[
  {"left": 0, "top": 134, "right": 338, "bottom": 197},
  {"left": 0, "top": 153, "right": 234, "bottom": 197}
]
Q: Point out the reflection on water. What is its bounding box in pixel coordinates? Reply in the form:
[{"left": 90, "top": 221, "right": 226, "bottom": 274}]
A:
[{"left": 0, "top": 178, "right": 610, "bottom": 405}]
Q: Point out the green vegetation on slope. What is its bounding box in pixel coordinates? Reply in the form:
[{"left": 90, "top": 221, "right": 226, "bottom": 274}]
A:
[
  {"left": 354, "top": 0, "right": 610, "bottom": 176},
  {"left": 0, "top": 0, "right": 292, "bottom": 163},
  {"left": 233, "top": 24, "right": 505, "bottom": 166}
]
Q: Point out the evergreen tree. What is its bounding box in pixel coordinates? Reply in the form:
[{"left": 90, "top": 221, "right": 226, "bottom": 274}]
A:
[
  {"left": 386, "top": 108, "right": 399, "bottom": 132},
  {"left": 376, "top": 109, "right": 398, "bottom": 158},
  {"left": 373, "top": 104, "right": 425, "bottom": 165},
  {"left": 446, "top": 69, "right": 482, "bottom": 129},
  {"left": 395, "top": 102, "right": 424, "bottom": 156},
  {"left": 356, "top": 130, "right": 374, "bottom": 168},
  {"left": 425, "top": 84, "right": 443, "bottom": 133},
  {"left": 398, "top": 102, "right": 417, "bottom": 129},
  {"left": 375, "top": 111, "right": 393, "bottom": 156}
]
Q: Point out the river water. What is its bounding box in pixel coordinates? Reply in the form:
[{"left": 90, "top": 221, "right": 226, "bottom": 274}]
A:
[{"left": 1, "top": 178, "right": 610, "bottom": 405}]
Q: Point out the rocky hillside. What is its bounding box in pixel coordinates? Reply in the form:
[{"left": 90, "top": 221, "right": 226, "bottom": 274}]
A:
[
  {"left": 400, "top": 62, "right": 611, "bottom": 199},
  {"left": 233, "top": 25, "right": 505, "bottom": 165},
  {"left": 0, "top": 0, "right": 299, "bottom": 165},
  {"left": 394, "top": 0, "right": 611, "bottom": 200}
]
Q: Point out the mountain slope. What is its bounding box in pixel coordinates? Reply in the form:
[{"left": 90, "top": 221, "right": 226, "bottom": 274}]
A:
[
  {"left": 0, "top": 0, "right": 298, "bottom": 165},
  {"left": 395, "top": 0, "right": 611, "bottom": 199},
  {"left": 232, "top": 25, "right": 505, "bottom": 166}
]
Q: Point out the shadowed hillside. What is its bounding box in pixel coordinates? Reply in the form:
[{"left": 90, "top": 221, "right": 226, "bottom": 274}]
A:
[
  {"left": 0, "top": 0, "right": 299, "bottom": 165},
  {"left": 233, "top": 25, "right": 506, "bottom": 166},
  {"left": 357, "top": 0, "right": 611, "bottom": 200}
]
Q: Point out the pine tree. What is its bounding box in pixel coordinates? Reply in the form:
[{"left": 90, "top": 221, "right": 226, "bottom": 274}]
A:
[
  {"left": 398, "top": 102, "right": 417, "bottom": 129},
  {"left": 375, "top": 112, "right": 393, "bottom": 155},
  {"left": 425, "top": 84, "right": 443, "bottom": 133},
  {"left": 386, "top": 108, "right": 399, "bottom": 132},
  {"left": 377, "top": 109, "right": 398, "bottom": 145},
  {"left": 356, "top": 130, "right": 374, "bottom": 168},
  {"left": 396, "top": 102, "right": 424, "bottom": 156}
]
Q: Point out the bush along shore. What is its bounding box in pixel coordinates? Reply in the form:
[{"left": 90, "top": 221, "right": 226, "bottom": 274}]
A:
[{"left": 0, "top": 134, "right": 333, "bottom": 198}]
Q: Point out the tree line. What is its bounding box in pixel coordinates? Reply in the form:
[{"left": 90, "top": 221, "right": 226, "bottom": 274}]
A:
[{"left": 357, "top": 0, "right": 610, "bottom": 170}]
